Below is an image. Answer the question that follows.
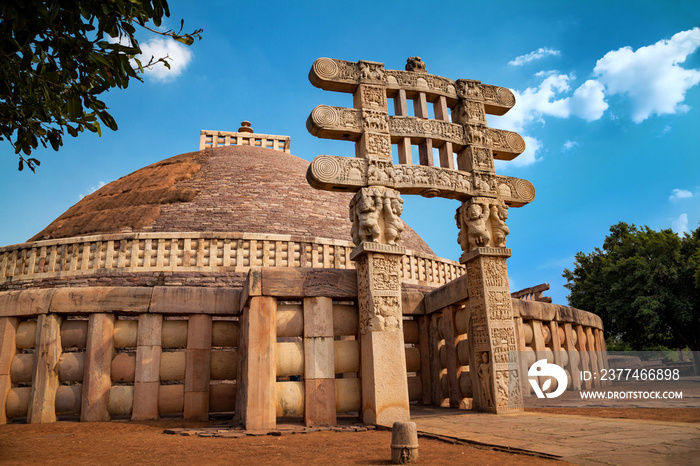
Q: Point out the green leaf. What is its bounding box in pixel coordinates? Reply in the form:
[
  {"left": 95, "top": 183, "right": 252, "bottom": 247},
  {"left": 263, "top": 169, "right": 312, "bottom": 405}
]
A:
[
  {"left": 98, "top": 111, "right": 118, "bottom": 131},
  {"left": 174, "top": 35, "right": 195, "bottom": 46}
]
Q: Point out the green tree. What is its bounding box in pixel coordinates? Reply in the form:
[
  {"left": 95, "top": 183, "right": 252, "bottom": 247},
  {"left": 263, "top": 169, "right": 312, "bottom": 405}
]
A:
[
  {"left": 0, "top": 0, "right": 202, "bottom": 172},
  {"left": 563, "top": 222, "right": 700, "bottom": 359}
]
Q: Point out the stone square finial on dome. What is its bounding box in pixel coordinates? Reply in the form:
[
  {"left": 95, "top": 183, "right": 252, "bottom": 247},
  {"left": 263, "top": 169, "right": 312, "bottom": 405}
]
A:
[{"left": 199, "top": 122, "right": 291, "bottom": 153}]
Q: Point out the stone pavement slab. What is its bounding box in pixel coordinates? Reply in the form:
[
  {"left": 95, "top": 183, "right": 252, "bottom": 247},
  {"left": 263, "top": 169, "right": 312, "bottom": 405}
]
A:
[{"left": 410, "top": 407, "right": 700, "bottom": 465}]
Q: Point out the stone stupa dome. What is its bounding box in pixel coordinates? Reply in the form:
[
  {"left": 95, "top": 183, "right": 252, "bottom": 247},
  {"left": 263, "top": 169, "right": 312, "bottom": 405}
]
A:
[{"left": 30, "top": 144, "right": 435, "bottom": 256}]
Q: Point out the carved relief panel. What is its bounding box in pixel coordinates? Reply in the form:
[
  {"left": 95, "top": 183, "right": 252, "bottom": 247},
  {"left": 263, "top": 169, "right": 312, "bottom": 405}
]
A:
[{"left": 356, "top": 253, "right": 403, "bottom": 334}]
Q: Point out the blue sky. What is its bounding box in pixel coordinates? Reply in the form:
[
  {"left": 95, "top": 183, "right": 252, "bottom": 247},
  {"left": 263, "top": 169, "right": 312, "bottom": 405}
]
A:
[{"left": 1, "top": 0, "right": 699, "bottom": 306}]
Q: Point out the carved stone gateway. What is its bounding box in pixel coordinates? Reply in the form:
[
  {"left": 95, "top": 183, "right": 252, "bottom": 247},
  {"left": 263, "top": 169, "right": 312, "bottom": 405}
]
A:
[{"left": 306, "top": 57, "right": 533, "bottom": 417}]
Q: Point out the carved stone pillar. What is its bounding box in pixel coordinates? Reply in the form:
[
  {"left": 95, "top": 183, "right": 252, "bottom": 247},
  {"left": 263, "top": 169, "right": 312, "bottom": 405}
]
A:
[
  {"left": 352, "top": 243, "right": 410, "bottom": 425},
  {"left": 463, "top": 248, "right": 522, "bottom": 413},
  {"left": 349, "top": 186, "right": 410, "bottom": 425},
  {"left": 458, "top": 197, "right": 522, "bottom": 413}
]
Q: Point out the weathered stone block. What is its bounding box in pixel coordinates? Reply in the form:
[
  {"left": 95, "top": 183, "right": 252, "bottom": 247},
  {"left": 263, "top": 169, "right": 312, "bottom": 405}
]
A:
[
  {"left": 185, "top": 348, "right": 210, "bottom": 392},
  {"left": 28, "top": 314, "right": 62, "bottom": 424},
  {"left": 111, "top": 352, "right": 136, "bottom": 383},
  {"left": 184, "top": 391, "right": 209, "bottom": 421},
  {"left": 135, "top": 345, "right": 161, "bottom": 383},
  {"left": 304, "top": 378, "right": 336, "bottom": 426},
  {"left": 304, "top": 337, "right": 334, "bottom": 379},
  {"left": 187, "top": 315, "right": 212, "bottom": 351},
  {"left": 132, "top": 380, "right": 159, "bottom": 421},
  {"left": 137, "top": 314, "right": 162, "bottom": 347},
  {"left": 303, "top": 297, "right": 333, "bottom": 338}
]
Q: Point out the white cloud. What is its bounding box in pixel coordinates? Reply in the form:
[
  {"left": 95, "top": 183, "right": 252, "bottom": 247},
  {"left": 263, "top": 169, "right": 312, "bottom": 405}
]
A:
[
  {"left": 509, "top": 47, "right": 561, "bottom": 66},
  {"left": 669, "top": 189, "right": 693, "bottom": 201},
  {"left": 491, "top": 74, "right": 603, "bottom": 167},
  {"left": 672, "top": 213, "right": 689, "bottom": 234},
  {"left": 593, "top": 27, "right": 700, "bottom": 122},
  {"left": 568, "top": 79, "right": 608, "bottom": 121},
  {"left": 535, "top": 70, "right": 560, "bottom": 77},
  {"left": 79, "top": 181, "right": 106, "bottom": 200},
  {"left": 562, "top": 140, "right": 578, "bottom": 151},
  {"left": 137, "top": 38, "right": 193, "bottom": 82},
  {"left": 493, "top": 28, "right": 700, "bottom": 167},
  {"left": 492, "top": 73, "right": 608, "bottom": 133}
]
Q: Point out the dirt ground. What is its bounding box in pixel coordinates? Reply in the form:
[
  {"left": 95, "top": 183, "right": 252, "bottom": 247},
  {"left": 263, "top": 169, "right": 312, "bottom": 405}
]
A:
[
  {"left": 0, "top": 419, "right": 564, "bottom": 466},
  {"left": 1, "top": 408, "right": 697, "bottom": 465}
]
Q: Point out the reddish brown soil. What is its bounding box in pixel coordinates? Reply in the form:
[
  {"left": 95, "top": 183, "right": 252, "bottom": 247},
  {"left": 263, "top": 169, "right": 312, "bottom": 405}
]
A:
[
  {"left": 2, "top": 408, "right": 697, "bottom": 464},
  {"left": 0, "top": 419, "right": 564, "bottom": 465}
]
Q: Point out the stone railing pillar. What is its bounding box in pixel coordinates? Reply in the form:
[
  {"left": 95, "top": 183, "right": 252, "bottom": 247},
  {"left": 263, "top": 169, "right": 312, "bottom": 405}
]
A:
[
  {"left": 132, "top": 314, "right": 162, "bottom": 420},
  {"left": 235, "top": 296, "right": 277, "bottom": 431},
  {"left": 303, "top": 296, "right": 336, "bottom": 426},
  {"left": 27, "top": 314, "right": 62, "bottom": 423},
  {"left": 81, "top": 314, "right": 115, "bottom": 422},
  {"left": 184, "top": 314, "right": 212, "bottom": 420},
  {"left": 0, "top": 317, "right": 19, "bottom": 424}
]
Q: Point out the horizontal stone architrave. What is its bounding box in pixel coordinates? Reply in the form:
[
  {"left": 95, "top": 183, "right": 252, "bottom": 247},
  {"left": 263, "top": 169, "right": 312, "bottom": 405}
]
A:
[
  {"left": 0, "top": 289, "right": 54, "bottom": 316},
  {"left": 0, "top": 286, "right": 241, "bottom": 317},
  {"left": 50, "top": 287, "right": 153, "bottom": 314},
  {"left": 260, "top": 268, "right": 358, "bottom": 300},
  {"left": 0, "top": 274, "right": 603, "bottom": 331},
  {"left": 0, "top": 232, "right": 464, "bottom": 290},
  {"left": 149, "top": 287, "right": 240, "bottom": 315},
  {"left": 308, "top": 58, "right": 516, "bottom": 116}
]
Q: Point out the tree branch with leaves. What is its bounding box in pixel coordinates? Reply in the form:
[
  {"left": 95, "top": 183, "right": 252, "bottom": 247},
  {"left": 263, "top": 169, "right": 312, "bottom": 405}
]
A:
[{"left": 0, "top": 0, "right": 202, "bottom": 171}]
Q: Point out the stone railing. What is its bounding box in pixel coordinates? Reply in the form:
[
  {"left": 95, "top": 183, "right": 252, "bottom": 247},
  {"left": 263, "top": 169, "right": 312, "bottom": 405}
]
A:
[
  {"left": 511, "top": 283, "right": 552, "bottom": 303},
  {"left": 0, "top": 232, "right": 465, "bottom": 288},
  {"left": 199, "top": 130, "right": 291, "bottom": 153}
]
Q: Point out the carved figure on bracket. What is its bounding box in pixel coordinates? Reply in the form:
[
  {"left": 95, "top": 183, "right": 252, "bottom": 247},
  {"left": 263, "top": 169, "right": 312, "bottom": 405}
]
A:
[
  {"left": 384, "top": 196, "right": 404, "bottom": 245},
  {"left": 405, "top": 56, "right": 427, "bottom": 72},
  {"left": 354, "top": 192, "right": 382, "bottom": 243},
  {"left": 490, "top": 203, "right": 510, "bottom": 248},
  {"left": 350, "top": 187, "right": 405, "bottom": 246},
  {"left": 456, "top": 209, "right": 469, "bottom": 252},
  {"left": 466, "top": 202, "right": 491, "bottom": 250}
]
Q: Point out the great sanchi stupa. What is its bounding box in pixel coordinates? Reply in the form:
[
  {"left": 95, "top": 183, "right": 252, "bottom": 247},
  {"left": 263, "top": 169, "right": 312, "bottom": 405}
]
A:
[{"left": 0, "top": 57, "right": 609, "bottom": 428}]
